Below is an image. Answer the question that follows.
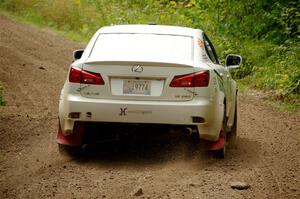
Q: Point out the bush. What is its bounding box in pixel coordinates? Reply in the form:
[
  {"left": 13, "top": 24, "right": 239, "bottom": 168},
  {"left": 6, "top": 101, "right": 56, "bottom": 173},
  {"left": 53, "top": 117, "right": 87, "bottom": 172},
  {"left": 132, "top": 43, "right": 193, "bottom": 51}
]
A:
[{"left": 0, "top": 84, "right": 5, "bottom": 106}]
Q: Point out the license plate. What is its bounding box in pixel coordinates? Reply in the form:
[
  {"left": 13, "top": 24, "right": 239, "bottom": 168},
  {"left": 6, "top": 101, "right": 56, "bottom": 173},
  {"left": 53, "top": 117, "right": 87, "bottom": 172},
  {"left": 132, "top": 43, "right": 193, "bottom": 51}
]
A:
[{"left": 123, "top": 79, "right": 151, "bottom": 95}]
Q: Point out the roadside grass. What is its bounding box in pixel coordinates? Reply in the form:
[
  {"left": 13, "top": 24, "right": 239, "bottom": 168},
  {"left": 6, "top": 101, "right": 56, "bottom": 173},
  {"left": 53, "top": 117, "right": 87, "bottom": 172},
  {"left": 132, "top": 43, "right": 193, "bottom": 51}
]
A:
[
  {"left": 0, "top": 0, "right": 298, "bottom": 111},
  {"left": 234, "top": 40, "right": 300, "bottom": 107},
  {"left": 0, "top": 9, "right": 86, "bottom": 42},
  {"left": 0, "top": 83, "right": 5, "bottom": 106}
]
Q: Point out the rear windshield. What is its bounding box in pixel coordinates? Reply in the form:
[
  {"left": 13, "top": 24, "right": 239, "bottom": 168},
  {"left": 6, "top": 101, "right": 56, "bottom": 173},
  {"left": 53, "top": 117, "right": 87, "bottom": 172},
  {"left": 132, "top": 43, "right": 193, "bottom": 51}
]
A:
[{"left": 89, "top": 33, "right": 194, "bottom": 64}]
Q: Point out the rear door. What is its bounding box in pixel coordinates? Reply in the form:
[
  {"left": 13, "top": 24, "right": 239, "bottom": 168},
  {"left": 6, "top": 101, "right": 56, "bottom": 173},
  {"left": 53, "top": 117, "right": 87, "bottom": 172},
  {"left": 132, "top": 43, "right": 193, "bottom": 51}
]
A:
[{"left": 202, "top": 33, "right": 233, "bottom": 111}]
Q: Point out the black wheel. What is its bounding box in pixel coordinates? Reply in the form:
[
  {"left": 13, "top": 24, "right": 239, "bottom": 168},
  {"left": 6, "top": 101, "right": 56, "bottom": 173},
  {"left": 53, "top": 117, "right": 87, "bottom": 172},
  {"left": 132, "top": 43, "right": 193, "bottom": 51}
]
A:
[
  {"left": 212, "top": 131, "right": 226, "bottom": 159},
  {"left": 227, "top": 99, "right": 237, "bottom": 146},
  {"left": 212, "top": 107, "right": 227, "bottom": 159},
  {"left": 213, "top": 147, "right": 225, "bottom": 159},
  {"left": 58, "top": 144, "right": 81, "bottom": 157}
]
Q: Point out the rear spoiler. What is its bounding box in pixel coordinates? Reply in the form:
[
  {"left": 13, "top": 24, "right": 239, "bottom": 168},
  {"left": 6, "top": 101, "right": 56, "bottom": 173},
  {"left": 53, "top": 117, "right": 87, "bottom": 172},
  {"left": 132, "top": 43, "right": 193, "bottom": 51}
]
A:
[{"left": 84, "top": 59, "right": 194, "bottom": 68}]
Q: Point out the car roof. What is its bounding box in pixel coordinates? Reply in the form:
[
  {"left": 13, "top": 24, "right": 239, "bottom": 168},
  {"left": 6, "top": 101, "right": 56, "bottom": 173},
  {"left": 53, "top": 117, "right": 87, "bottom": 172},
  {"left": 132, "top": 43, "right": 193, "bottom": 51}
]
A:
[{"left": 98, "top": 25, "right": 202, "bottom": 37}]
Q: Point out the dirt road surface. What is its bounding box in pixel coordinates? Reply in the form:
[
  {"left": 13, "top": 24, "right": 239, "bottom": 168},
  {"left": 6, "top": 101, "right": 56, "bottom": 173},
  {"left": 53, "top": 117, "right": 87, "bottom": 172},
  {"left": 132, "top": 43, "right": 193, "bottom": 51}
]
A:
[{"left": 0, "top": 15, "right": 299, "bottom": 199}]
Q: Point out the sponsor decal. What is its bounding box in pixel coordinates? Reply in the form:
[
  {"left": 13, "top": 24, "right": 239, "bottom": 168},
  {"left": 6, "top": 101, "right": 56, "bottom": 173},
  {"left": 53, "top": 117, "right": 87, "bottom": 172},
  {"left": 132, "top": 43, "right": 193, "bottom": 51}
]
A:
[
  {"left": 82, "top": 92, "right": 100, "bottom": 96},
  {"left": 128, "top": 110, "right": 152, "bottom": 115},
  {"left": 119, "top": 107, "right": 152, "bottom": 116},
  {"left": 183, "top": 88, "right": 197, "bottom": 96},
  {"left": 76, "top": 85, "right": 90, "bottom": 92},
  {"left": 175, "top": 95, "right": 193, "bottom": 99},
  {"left": 197, "top": 38, "right": 204, "bottom": 48},
  {"left": 119, "top": 108, "right": 128, "bottom": 116}
]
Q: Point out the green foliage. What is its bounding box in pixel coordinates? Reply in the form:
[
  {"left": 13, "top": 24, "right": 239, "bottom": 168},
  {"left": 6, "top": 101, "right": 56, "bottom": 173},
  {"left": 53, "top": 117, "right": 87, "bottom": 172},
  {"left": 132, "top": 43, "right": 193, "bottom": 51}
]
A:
[
  {"left": 0, "top": 0, "right": 299, "bottom": 105},
  {"left": 191, "top": 0, "right": 299, "bottom": 42},
  {"left": 0, "top": 83, "right": 5, "bottom": 106},
  {"left": 0, "top": 0, "right": 195, "bottom": 41}
]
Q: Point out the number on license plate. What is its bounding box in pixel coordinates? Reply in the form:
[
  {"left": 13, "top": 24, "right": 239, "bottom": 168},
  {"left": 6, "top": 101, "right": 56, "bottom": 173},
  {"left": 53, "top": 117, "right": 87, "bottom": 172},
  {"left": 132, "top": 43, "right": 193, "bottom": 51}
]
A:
[{"left": 123, "top": 79, "right": 151, "bottom": 95}]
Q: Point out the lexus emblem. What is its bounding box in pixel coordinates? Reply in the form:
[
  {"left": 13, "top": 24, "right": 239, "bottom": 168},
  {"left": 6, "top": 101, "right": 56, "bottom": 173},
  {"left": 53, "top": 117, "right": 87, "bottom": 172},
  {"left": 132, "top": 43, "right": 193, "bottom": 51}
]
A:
[{"left": 132, "top": 65, "right": 143, "bottom": 73}]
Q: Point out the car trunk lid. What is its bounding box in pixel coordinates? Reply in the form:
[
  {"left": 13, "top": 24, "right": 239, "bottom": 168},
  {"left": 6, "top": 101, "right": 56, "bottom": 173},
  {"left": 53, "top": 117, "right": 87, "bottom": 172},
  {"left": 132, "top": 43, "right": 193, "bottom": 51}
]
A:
[{"left": 80, "top": 61, "right": 196, "bottom": 101}]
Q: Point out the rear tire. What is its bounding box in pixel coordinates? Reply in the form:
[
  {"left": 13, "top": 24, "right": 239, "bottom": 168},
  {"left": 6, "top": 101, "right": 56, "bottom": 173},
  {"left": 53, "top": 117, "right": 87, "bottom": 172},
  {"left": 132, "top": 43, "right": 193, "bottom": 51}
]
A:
[
  {"left": 227, "top": 99, "right": 237, "bottom": 146},
  {"left": 212, "top": 131, "right": 226, "bottom": 159},
  {"left": 212, "top": 107, "right": 227, "bottom": 159},
  {"left": 213, "top": 146, "right": 226, "bottom": 159}
]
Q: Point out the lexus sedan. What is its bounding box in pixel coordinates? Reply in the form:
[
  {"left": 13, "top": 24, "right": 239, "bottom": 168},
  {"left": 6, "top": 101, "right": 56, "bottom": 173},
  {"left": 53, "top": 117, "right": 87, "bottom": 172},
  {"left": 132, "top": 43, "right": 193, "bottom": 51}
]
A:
[{"left": 57, "top": 25, "right": 242, "bottom": 158}]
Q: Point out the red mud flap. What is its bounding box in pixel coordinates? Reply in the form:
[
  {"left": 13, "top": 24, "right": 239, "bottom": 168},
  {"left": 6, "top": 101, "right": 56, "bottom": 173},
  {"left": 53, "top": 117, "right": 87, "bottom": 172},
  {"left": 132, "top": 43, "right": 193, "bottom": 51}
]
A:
[
  {"left": 206, "top": 131, "right": 225, "bottom": 151},
  {"left": 57, "top": 122, "right": 84, "bottom": 147}
]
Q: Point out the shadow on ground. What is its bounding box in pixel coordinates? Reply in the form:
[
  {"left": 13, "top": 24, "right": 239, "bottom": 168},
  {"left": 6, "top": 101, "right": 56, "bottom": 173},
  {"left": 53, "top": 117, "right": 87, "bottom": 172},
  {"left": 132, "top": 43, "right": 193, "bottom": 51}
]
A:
[{"left": 61, "top": 126, "right": 261, "bottom": 170}]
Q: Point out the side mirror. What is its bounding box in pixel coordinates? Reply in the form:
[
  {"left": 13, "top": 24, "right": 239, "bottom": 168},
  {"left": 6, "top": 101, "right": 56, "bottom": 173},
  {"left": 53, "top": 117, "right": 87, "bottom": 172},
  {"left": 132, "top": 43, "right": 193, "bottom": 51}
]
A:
[
  {"left": 225, "top": 54, "right": 242, "bottom": 69},
  {"left": 73, "top": 49, "right": 84, "bottom": 61}
]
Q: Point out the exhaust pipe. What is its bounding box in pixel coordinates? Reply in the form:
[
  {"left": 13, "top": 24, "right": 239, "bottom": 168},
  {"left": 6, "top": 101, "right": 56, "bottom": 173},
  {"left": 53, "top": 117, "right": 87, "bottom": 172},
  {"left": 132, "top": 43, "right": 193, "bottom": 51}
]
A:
[
  {"left": 185, "top": 127, "right": 199, "bottom": 135},
  {"left": 184, "top": 127, "right": 200, "bottom": 143},
  {"left": 185, "top": 127, "right": 193, "bottom": 135}
]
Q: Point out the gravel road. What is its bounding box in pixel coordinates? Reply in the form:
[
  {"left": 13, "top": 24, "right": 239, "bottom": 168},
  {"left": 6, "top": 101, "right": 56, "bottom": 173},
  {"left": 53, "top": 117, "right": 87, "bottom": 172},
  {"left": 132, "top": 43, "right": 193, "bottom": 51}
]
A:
[{"left": 0, "top": 15, "right": 299, "bottom": 199}]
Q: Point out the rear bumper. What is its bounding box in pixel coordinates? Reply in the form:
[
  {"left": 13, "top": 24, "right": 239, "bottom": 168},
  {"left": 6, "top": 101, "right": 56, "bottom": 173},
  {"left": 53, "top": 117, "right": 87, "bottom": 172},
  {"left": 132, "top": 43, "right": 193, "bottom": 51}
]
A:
[{"left": 59, "top": 94, "right": 224, "bottom": 141}]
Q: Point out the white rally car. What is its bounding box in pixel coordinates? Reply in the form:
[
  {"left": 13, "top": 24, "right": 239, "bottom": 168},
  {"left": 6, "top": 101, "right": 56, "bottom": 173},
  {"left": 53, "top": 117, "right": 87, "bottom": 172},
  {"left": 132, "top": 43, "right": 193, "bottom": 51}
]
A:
[{"left": 57, "top": 25, "right": 242, "bottom": 158}]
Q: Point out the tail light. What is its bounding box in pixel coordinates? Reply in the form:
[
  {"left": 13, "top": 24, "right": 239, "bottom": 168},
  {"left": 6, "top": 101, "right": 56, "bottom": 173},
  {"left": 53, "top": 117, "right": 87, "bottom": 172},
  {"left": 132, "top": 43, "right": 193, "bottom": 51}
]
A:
[
  {"left": 169, "top": 70, "right": 209, "bottom": 87},
  {"left": 69, "top": 66, "right": 104, "bottom": 85}
]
